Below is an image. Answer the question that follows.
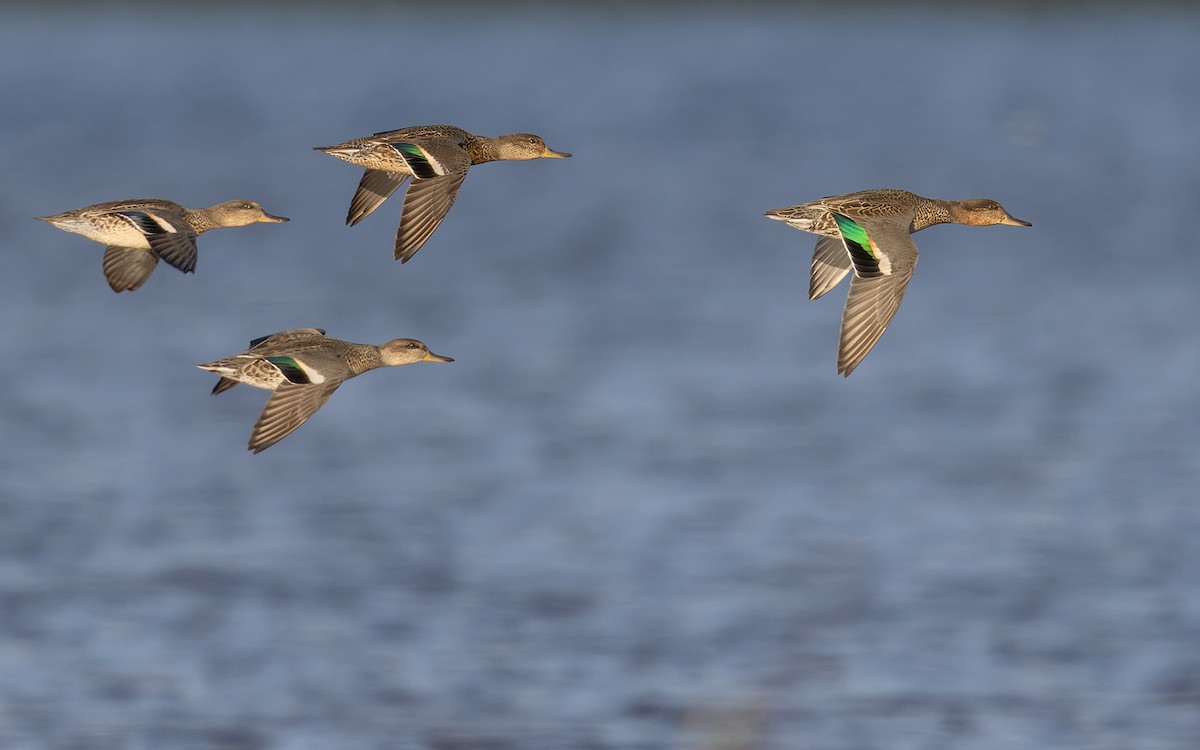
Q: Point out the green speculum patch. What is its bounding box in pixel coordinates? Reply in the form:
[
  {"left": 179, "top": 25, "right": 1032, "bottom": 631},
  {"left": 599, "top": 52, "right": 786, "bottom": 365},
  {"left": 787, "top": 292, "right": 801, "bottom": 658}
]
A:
[
  {"left": 391, "top": 142, "right": 438, "bottom": 179},
  {"left": 832, "top": 213, "right": 874, "bottom": 258},
  {"left": 117, "top": 211, "right": 160, "bottom": 235},
  {"left": 265, "top": 356, "right": 311, "bottom": 384}
]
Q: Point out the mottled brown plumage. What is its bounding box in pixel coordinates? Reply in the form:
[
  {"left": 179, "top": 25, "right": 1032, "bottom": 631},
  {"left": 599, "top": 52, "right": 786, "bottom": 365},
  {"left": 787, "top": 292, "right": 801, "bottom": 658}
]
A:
[
  {"left": 314, "top": 124, "right": 571, "bottom": 262},
  {"left": 766, "top": 189, "right": 1031, "bottom": 376},
  {"left": 198, "top": 328, "right": 453, "bottom": 453},
  {"left": 36, "top": 198, "right": 288, "bottom": 292}
]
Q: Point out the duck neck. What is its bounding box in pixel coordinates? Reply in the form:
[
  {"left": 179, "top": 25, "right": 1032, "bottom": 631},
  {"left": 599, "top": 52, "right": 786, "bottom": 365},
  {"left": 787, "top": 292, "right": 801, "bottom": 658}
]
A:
[
  {"left": 911, "top": 199, "right": 955, "bottom": 232},
  {"left": 344, "top": 344, "right": 384, "bottom": 376},
  {"left": 462, "top": 135, "right": 501, "bottom": 165},
  {"left": 181, "top": 207, "right": 220, "bottom": 235}
]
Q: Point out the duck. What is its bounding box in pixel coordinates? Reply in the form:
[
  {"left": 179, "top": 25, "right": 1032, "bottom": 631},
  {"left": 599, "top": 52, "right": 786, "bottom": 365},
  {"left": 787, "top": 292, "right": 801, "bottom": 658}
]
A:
[
  {"left": 197, "top": 328, "right": 453, "bottom": 453},
  {"left": 314, "top": 125, "right": 571, "bottom": 262},
  {"left": 765, "top": 189, "right": 1031, "bottom": 376},
  {"left": 36, "top": 198, "right": 288, "bottom": 292}
]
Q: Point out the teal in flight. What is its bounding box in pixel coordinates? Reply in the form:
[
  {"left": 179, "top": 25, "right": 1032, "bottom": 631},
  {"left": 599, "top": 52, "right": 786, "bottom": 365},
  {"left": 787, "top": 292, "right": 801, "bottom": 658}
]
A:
[
  {"left": 765, "top": 189, "right": 1030, "bottom": 376},
  {"left": 198, "top": 328, "right": 453, "bottom": 453},
  {"left": 314, "top": 125, "right": 571, "bottom": 263},
  {"left": 36, "top": 199, "right": 288, "bottom": 292}
]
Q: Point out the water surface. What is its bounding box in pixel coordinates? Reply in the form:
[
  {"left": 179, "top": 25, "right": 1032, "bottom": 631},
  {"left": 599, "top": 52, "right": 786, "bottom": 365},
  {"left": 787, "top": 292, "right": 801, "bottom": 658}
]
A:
[{"left": 1, "top": 5, "right": 1199, "bottom": 749}]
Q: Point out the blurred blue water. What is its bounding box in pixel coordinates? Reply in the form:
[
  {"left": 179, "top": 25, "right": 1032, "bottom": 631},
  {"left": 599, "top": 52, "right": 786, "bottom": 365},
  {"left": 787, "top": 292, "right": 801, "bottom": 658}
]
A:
[{"left": 2, "top": 4, "right": 1199, "bottom": 749}]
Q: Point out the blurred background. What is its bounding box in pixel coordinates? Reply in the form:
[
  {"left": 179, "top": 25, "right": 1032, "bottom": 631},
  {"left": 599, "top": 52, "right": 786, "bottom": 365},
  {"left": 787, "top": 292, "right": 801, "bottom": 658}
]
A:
[{"left": 2, "top": 2, "right": 1199, "bottom": 748}]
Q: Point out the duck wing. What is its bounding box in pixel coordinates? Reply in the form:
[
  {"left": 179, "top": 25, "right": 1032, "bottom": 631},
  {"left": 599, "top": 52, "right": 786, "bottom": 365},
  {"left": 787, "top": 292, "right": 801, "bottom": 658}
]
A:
[
  {"left": 211, "top": 377, "right": 240, "bottom": 395},
  {"left": 347, "top": 170, "right": 409, "bottom": 226},
  {"left": 394, "top": 169, "right": 468, "bottom": 262},
  {"left": 248, "top": 381, "right": 342, "bottom": 453},
  {"left": 113, "top": 208, "right": 198, "bottom": 273},
  {"left": 247, "top": 328, "right": 328, "bottom": 351},
  {"left": 102, "top": 245, "right": 159, "bottom": 292},
  {"left": 809, "top": 235, "right": 852, "bottom": 301},
  {"left": 387, "top": 138, "right": 471, "bottom": 262},
  {"left": 831, "top": 214, "right": 919, "bottom": 376}
]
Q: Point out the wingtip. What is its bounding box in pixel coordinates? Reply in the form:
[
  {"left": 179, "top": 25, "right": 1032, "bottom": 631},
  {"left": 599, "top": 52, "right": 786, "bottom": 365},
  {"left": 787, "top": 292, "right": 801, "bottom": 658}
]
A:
[
  {"left": 836, "top": 354, "right": 861, "bottom": 377},
  {"left": 209, "top": 376, "right": 239, "bottom": 396},
  {"left": 104, "top": 271, "right": 145, "bottom": 293}
]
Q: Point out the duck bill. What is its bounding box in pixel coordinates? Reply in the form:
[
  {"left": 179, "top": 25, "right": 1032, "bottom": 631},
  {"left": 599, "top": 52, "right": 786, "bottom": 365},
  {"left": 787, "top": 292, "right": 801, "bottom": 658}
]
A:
[
  {"left": 423, "top": 351, "right": 454, "bottom": 363},
  {"left": 542, "top": 147, "right": 572, "bottom": 159},
  {"left": 1000, "top": 214, "right": 1032, "bottom": 227},
  {"left": 261, "top": 212, "right": 290, "bottom": 223}
]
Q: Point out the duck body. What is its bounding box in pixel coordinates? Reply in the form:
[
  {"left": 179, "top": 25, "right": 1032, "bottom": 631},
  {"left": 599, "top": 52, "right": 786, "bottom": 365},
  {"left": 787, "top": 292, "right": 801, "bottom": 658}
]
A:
[
  {"left": 37, "top": 198, "right": 288, "bottom": 292},
  {"left": 314, "top": 124, "right": 570, "bottom": 262},
  {"left": 197, "top": 328, "right": 453, "bottom": 453},
  {"left": 765, "top": 189, "right": 1030, "bottom": 376},
  {"left": 40, "top": 199, "right": 189, "bottom": 249},
  {"left": 315, "top": 125, "right": 475, "bottom": 174}
]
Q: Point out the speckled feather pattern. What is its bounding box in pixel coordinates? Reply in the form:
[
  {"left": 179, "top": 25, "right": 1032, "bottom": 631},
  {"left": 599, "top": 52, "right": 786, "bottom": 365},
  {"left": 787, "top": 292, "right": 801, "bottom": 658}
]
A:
[
  {"left": 314, "top": 124, "right": 570, "bottom": 262},
  {"left": 197, "top": 329, "right": 452, "bottom": 453},
  {"left": 36, "top": 198, "right": 287, "bottom": 292},
  {"left": 765, "top": 189, "right": 1030, "bottom": 376}
]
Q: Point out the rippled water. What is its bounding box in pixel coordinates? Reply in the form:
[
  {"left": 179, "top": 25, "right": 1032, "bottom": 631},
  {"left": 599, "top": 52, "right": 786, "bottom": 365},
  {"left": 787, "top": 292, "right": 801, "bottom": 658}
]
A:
[{"left": 2, "top": 4, "right": 1199, "bottom": 749}]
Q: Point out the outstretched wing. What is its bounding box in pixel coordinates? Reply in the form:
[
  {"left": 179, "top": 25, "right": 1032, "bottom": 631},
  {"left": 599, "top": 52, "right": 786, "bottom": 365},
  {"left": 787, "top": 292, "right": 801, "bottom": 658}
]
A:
[
  {"left": 394, "top": 170, "right": 468, "bottom": 262},
  {"left": 247, "top": 328, "right": 328, "bottom": 351},
  {"left": 114, "top": 209, "right": 198, "bottom": 273},
  {"left": 831, "top": 213, "right": 919, "bottom": 376},
  {"left": 383, "top": 138, "right": 472, "bottom": 262},
  {"left": 102, "top": 245, "right": 159, "bottom": 292},
  {"left": 248, "top": 381, "right": 342, "bottom": 453},
  {"left": 211, "top": 377, "right": 240, "bottom": 395},
  {"left": 837, "top": 268, "right": 917, "bottom": 376},
  {"left": 347, "top": 170, "right": 409, "bottom": 226},
  {"left": 809, "top": 235, "right": 852, "bottom": 301}
]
